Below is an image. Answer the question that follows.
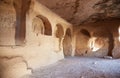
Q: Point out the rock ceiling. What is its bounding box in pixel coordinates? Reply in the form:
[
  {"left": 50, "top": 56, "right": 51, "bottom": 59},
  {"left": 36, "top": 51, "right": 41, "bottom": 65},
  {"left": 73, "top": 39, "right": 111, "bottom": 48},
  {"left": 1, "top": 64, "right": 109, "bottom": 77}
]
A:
[{"left": 38, "top": 0, "right": 120, "bottom": 25}]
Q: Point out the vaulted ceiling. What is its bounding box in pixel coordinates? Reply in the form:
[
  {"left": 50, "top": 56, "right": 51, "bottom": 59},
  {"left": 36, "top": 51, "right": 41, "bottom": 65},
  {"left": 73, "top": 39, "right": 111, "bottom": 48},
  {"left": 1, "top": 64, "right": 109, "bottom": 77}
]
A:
[{"left": 38, "top": 0, "right": 120, "bottom": 25}]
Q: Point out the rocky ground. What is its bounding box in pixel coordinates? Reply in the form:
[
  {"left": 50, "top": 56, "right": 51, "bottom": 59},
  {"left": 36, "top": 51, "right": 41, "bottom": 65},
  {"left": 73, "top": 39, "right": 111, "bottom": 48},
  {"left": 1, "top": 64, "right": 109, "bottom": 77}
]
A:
[{"left": 27, "top": 56, "right": 120, "bottom": 78}]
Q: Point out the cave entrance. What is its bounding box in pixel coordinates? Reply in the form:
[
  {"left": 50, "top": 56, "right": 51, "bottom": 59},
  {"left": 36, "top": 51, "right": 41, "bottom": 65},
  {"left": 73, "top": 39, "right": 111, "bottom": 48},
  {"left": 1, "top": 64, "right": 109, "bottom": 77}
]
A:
[
  {"left": 63, "top": 28, "right": 72, "bottom": 56},
  {"left": 75, "top": 29, "right": 90, "bottom": 56}
]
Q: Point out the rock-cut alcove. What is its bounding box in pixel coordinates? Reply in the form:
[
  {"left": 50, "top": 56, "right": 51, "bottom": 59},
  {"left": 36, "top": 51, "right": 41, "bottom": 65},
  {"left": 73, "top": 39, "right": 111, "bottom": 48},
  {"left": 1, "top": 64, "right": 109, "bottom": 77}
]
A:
[
  {"left": 32, "top": 17, "right": 44, "bottom": 35},
  {"left": 63, "top": 28, "right": 72, "bottom": 56},
  {"left": 32, "top": 15, "right": 52, "bottom": 36},
  {"left": 36, "top": 15, "right": 52, "bottom": 36},
  {"left": 74, "top": 19, "right": 120, "bottom": 58},
  {"left": 75, "top": 28, "right": 90, "bottom": 56},
  {"left": 55, "top": 23, "right": 64, "bottom": 51}
]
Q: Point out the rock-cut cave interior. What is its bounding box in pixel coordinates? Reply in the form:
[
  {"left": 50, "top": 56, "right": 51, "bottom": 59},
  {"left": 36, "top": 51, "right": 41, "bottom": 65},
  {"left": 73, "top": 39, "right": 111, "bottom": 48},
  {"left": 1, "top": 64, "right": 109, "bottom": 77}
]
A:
[{"left": 0, "top": 0, "right": 120, "bottom": 78}]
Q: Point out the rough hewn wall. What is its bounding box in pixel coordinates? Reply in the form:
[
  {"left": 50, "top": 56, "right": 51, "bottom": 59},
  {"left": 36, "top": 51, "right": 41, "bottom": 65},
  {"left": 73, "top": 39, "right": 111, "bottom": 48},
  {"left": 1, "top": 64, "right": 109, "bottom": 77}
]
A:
[
  {"left": 74, "top": 19, "right": 120, "bottom": 58},
  {"left": 0, "top": 0, "right": 16, "bottom": 45}
]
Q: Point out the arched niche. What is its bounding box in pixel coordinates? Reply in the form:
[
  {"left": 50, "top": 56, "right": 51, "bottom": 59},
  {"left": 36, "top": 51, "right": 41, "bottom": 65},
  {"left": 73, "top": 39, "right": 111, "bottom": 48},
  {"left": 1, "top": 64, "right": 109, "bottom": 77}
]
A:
[
  {"left": 63, "top": 28, "right": 72, "bottom": 56},
  {"left": 75, "top": 29, "right": 90, "bottom": 56},
  {"left": 55, "top": 24, "right": 64, "bottom": 50},
  {"left": 36, "top": 15, "right": 52, "bottom": 36},
  {"left": 56, "top": 24, "right": 64, "bottom": 38},
  {"left": 32, "top": 17, "right": 44, "bottom": 36}
]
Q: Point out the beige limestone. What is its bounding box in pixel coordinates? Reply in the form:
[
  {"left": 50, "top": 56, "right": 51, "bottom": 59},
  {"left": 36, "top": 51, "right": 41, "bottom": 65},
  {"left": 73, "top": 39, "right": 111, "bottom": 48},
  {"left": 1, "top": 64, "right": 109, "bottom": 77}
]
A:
[
  {"left": 0, "top": 3, "right": 16, "bottom": 45},
  {"left": 0, "top": 0, "right": 72, "bottom": 78}
]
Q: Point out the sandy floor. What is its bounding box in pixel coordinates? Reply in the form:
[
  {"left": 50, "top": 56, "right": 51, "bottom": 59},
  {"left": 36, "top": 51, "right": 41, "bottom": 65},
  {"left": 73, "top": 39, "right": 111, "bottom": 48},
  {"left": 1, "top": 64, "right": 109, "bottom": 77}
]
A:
[{"left": 28, "top": 57, "right": 120, "bottom": 78}]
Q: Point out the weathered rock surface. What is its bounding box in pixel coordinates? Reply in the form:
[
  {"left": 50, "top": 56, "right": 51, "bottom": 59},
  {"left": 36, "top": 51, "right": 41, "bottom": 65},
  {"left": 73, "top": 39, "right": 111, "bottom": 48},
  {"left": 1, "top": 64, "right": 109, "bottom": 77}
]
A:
[
  {"left": 74, "top": 19, "right": 120, "bottom": 58},
  {"left": 0, "top": 0, "right": 16, "bottom": 45},
  {"left": 38, "top": 0, "right": 120, "bottom": 25}
]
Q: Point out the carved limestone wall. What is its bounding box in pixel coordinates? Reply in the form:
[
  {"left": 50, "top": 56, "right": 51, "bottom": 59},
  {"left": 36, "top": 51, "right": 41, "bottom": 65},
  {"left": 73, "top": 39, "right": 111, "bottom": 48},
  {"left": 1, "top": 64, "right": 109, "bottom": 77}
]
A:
[{"left": 0, "top": 0, "right": 73, "bottom": 78}]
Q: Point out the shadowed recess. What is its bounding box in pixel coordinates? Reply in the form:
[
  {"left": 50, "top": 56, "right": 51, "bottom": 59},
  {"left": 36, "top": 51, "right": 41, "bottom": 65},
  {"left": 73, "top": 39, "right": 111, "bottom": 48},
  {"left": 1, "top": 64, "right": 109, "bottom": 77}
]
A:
[
  {"left": 63, "top": 28, "right": 72, "bottom": 56},
  {"left": 80, "top": 29, "right": 91, "bottom": 37},
  {"left": 37, "top": 15, "right": 52, "bottom": 36},
  {"left": 13, "top": 0, "right": 31, "bottom": 46}
]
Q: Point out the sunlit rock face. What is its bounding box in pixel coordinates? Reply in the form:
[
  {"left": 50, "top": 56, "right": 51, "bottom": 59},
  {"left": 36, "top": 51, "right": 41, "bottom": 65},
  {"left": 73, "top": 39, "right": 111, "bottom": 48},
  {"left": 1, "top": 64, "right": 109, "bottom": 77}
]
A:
[
  {"left": 38, "top": 0, "right": 120, "bottom": 25},
  {"left": 118, "top": 26, "right": 120, "bottom": 42},
  {"left": 88, "top": 37, "right": 105, "bottom": 52}
]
